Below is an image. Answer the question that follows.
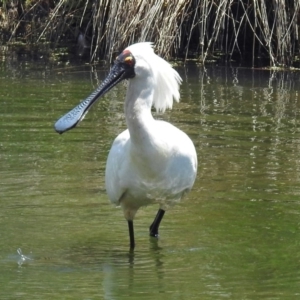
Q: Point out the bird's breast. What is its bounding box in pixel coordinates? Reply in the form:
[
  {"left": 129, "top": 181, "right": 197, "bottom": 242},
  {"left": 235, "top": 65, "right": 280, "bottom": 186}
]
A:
[{"left": 105, "top": 121, "right": 197, "bottom": 208}]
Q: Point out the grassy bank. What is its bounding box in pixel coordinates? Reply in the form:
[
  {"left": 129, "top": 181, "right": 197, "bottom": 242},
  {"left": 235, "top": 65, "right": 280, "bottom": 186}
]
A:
[{"left": 1, "top": 0, "right": 300, "bottom": 67}]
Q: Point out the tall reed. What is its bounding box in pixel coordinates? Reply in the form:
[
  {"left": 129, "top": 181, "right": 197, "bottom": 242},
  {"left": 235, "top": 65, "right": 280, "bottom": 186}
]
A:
[{"left": 1, "top": 0, "right": 299, "bottom": 67}]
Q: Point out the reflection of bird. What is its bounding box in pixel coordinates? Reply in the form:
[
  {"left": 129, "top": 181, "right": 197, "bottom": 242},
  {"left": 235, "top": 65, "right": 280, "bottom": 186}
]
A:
[{"left": 54, "top": 42, "right": 197, "bottom": 249}]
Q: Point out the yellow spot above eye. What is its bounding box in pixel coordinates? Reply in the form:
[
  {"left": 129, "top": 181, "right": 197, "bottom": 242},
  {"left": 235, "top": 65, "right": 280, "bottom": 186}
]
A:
[{"left": 124, "top": 56, "right": 133, "bottom": 63}]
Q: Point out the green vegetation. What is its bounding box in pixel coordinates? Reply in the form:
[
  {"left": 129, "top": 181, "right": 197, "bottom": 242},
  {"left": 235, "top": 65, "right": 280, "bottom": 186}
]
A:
[{"left": 0, "top": 0, "right": 300, "bottom": 67}]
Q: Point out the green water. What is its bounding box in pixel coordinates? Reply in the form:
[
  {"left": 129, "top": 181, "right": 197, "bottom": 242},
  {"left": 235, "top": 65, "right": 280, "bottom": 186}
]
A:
[{"left": 1, "top": 59, "right": 300, "bottom": 299}]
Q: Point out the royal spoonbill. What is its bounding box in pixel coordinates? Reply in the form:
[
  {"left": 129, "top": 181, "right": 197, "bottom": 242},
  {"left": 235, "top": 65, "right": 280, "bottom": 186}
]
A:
[{"left": 54, "top": 42, "right": 197, "bottom": 249}]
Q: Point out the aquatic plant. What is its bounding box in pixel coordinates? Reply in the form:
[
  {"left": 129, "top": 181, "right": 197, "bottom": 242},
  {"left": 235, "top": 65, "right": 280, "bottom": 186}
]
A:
[{"left": 0, "top": 0, "right": 299, "bottom": 67}]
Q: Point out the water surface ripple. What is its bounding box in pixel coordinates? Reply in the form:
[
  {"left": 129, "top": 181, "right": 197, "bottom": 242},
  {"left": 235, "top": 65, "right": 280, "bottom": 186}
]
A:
[{"left": 1, "top": 60, "right": 300, "bottom": 299}]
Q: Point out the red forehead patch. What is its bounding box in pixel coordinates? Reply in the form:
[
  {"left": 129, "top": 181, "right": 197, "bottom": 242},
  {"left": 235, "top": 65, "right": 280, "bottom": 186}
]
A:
[{"left": 122, "top": 49, "right": 131, "bottom": 55}]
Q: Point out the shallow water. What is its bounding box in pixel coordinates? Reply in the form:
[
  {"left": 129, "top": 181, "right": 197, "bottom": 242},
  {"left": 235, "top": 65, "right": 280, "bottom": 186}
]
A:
[{"left": 1, "top": 58, "right": 300, "bottom": 299}]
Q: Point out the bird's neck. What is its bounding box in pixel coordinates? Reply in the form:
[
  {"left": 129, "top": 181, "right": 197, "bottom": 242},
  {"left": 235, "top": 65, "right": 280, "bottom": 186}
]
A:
[{"left": 124, "top": 78, "right": 155, "bottom": 145}]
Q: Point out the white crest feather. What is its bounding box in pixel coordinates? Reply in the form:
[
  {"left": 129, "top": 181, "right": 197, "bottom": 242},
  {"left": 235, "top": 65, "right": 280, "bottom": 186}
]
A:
[{"left": 126, "top": 42, "right": 182, "bottom": 113}]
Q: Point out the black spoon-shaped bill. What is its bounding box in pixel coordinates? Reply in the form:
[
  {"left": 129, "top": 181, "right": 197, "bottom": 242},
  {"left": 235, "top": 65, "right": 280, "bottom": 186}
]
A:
[{"left": 54, "top": 63, "right": 126, "bottom": 134}]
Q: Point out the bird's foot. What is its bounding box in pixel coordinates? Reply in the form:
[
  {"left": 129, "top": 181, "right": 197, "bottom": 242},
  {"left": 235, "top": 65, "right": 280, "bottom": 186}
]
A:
[
  {"left": 149, "top": 224, "right": 159, "bottom": 238},
  {"left": 149, "top": 209, "right": 165, "bottom": 238}
]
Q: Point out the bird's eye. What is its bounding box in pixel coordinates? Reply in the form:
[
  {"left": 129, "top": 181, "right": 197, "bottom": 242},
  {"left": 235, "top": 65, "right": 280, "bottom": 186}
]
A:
[{"left": 124, "top": 56, "right": 134, "bottom": 66}]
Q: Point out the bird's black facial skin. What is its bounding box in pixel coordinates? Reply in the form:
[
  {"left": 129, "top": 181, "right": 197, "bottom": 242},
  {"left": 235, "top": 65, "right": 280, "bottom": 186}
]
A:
[{"left": 116, "top": 50, "right": 136, "bottom": 79}]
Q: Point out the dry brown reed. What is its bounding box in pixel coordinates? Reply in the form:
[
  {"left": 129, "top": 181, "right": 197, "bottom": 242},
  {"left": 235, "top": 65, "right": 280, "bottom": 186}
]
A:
[
  {"left": 1, "top": 0, "right": 300, "bottom": 67},
  {"left": 89, "top": 0, "right": 188, "bottom": 61}
]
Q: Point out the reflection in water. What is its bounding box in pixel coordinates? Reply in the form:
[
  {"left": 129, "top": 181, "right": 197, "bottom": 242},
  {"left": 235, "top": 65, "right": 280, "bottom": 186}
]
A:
[
  {"left": 187, "top": 66, "right": 300, "bottom": 203},
  {"left": 61, "top": 237, "right": 166, "bottom": 300},
  {"left": 1, "top": 60, "right": 300, "bottom": 299},
  {"left": 101, "top": 245, "right": 165, "bottom": 300}
]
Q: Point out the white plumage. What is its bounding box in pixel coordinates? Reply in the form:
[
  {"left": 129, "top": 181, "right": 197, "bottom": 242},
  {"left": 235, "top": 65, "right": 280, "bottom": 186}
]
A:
[
  {"left": 105, "top": 43, "right": 197, "bottom": 246},
  {"left": 126, "top": 42, "right": 181, "bottom": 112},
  {"left": 54, "top": 42, "right": 197, "bottom": 249}
]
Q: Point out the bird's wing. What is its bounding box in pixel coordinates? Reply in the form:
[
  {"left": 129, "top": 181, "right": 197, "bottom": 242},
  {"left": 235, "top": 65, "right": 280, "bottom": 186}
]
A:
[{"left": 105, "top": 130, "right": 130, "bottom": 205}]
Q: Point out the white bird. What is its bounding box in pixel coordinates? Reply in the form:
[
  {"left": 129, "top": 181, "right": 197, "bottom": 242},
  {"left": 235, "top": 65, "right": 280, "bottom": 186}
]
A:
[{"left": 54, "top": 42, "right": 197, "bottom": 249}]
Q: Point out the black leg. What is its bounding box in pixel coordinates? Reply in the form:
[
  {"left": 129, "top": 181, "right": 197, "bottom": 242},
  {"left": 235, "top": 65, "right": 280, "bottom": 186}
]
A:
[
  {"left": 128, "top": 220, "right": 135, "bottom": 249},
  {"left": 149, "top": 209, "right": 165, "bottom": 237}
]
